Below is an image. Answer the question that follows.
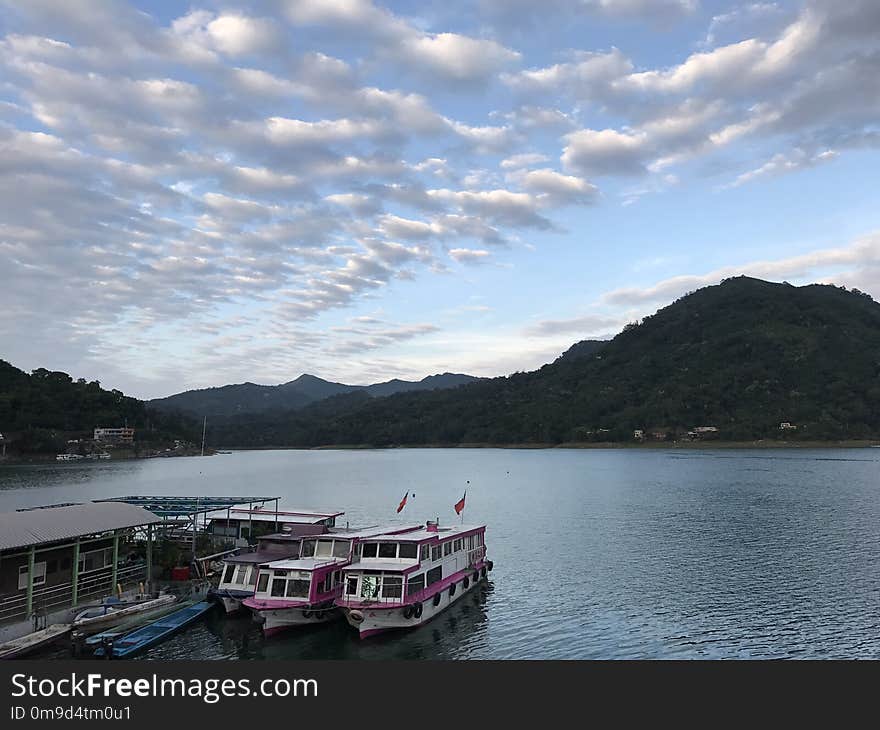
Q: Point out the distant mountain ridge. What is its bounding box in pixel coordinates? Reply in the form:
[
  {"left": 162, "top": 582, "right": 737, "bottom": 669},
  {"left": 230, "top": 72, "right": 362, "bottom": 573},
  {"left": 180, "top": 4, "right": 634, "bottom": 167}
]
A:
[{"left": 149, "top": 372, "right": 482, "bottom": 418}]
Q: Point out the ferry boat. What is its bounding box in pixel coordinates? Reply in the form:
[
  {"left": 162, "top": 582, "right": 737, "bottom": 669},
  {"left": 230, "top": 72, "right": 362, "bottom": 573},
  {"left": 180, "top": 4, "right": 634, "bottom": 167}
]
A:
[
  {"left": 336, "top": 520, "right": 492, "bottom": 639},
  {"left": 243, "top": 525, "right": 421, "bottom": 635},
  {"left": 212, "top": 533, "right": 303, "bottom": 614},
  {"left": 210, "top": 506, "right": 346, "bottom": 614}
]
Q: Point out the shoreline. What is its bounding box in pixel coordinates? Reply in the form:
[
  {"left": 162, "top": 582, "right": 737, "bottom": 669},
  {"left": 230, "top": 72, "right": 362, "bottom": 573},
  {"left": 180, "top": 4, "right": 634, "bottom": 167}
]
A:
[{"left": 219, "top": 439, "right": 880, "bottom": 451}]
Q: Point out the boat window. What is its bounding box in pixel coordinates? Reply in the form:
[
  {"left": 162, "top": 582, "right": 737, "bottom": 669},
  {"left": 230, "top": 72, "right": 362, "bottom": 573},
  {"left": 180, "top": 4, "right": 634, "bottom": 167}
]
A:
[
  {"left": 399, "top": 543, "right": 418, "bottom": 559},
  {"left": 333, "top": 570, "right": 341, "bottom": 585},
  {"left": 426, "top": 566, "right": 442, "bottom": 586},
  {"left": 431, "top": 546, "right": 441, "bottom": 561},
  {"left": 248, "top": 568, "right": 257, "bottom": 586},
  {"left": 286, "top": 579, "right": 310, "bottom": 599},
  {"left": 257, "top": 572, "right": 269, "bottom": 593},
  {"left": 301, "top": 540, "right": 316, "bottom": 558},
  {"left": 420, "top": 545, "right": 429, "bottom": 561},
  {"left": 382, "top": 576, "right": 403, "bottom": 599},
  {"left": 378, "top": 542, "right": 397, "bottom": 558},
  {"left": 346, "top": 576, "right": 358, "bottom": 595},
  {"left": 273, "top": 569, "right": 288, "bottom": 577},
  {"left": 360, "top": 575, "right": 380, "bottom": 599},
  {"left": 362, "top": 543, "right": 378, "bottom": 558},
  {"left": 222, "top": 564, "right": 235, "bottom": 585},
  {"left": 407, "top": 574, "right": 425, "bottom": 596},
  {"left": 453, "top": 539, "right": 462, "bottom": 552},
  {"left": 443, "top": 542, "right": 452, "bottom": 557},
  {"left": 332, "top": 540, "right": 349, "bottom": 558},
  {"left": 315, "top": 540, "right": 334, "bottom": 557},
  {"left": 270, "top": 579, "right": 286, "bottom": 597}
]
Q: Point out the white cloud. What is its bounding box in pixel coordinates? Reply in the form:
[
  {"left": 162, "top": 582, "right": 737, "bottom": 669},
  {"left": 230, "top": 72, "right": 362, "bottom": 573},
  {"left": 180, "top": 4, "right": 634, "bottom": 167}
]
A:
[{"left": 449, "top": 248, "right": 491, "bottom": 264}]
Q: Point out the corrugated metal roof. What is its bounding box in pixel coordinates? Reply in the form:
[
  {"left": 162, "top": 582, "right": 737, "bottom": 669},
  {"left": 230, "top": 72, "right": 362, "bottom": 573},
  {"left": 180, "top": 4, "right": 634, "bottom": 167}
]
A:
[{"left": 0, "top": 502, "right": 161, "bottom": 552}]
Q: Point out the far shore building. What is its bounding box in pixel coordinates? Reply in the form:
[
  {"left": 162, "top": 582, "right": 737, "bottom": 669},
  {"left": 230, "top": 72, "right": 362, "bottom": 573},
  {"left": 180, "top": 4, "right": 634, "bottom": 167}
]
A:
[
  {"left": 687, "top": 426, "right": 719, "bottom": 440},
  {"left": 779, "top": 422, "right": 797, "bottom": 431},
  {"left": 93, "top": 426, "right": 135, "bottom": 443}
]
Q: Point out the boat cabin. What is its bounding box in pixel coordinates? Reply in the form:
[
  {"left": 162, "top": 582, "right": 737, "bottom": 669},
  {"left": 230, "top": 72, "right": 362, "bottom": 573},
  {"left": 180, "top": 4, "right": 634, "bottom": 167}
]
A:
[
  {"left": 248, "top": 557, "right": 347, "bottom": 608},
  {"left": 207, "top": 507, "right": 344, "bottom": 547},
  {"left": 340, "top": 523, "right": 487, "bottom": 607},
  {"left": 216, "top": 533, "right": 304, "bottom": 596},
  {"left": 245, "top": 524, "right": 422, "bottom": 609}
]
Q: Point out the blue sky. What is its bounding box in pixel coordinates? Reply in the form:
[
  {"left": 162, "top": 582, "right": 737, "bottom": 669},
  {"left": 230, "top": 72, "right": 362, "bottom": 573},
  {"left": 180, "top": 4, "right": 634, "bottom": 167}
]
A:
[{"left": 1, "top": 1, "right": 878, "bottom": 398}]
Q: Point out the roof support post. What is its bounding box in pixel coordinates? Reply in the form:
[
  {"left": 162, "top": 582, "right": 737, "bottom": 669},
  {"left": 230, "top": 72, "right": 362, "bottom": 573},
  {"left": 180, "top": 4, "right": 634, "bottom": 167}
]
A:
[
  {"left": 25, "top": 545, "right": 35, "bottom": 617},
  {"left": 111, "top": 530, "right": 120, "bottom": 596},
  {"left": 275, "top": 498, "right": 279, "bottom": 533},
  {"left": 71, "top": 539, "right": 80, "bottom": 607}
]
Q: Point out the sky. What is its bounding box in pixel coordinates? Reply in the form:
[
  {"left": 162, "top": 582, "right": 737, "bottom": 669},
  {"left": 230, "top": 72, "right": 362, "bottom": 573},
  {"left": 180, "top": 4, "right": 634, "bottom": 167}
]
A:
[{"left": 1, "top": 0, "right": 879, "bottom": 399}]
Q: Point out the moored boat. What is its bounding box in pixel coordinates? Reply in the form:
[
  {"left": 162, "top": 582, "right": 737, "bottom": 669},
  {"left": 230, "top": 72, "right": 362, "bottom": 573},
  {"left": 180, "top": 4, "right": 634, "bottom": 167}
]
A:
[
  {"left": 211, "top": 534, "right": 303, "bottom": 614},
  {"left": 92, "top": 601, "right": 215, "bottom": 658},
  {"left": 72, "top": 594, "right": 177, "bottom": 635},
  {"left": 243, "top": 557, "right": 347, "bottom": 635},
  {"left": 336, "top": 520, "right": 492, "bottom": 639},
  {"left": 243, "top": 524, "right": 421, "bottom": 635}
]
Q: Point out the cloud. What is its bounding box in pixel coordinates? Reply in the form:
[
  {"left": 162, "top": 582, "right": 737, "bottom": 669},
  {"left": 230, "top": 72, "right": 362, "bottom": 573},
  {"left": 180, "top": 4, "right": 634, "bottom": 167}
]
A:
[
  {"left": 601, "top": 231, "right": 880, "bottom": 307},
  {"left": 724, "top": 147, "right": 837, "bottom": 188},
  {"left": 449, "top": 248, "right": 492, "bottom": 264}
]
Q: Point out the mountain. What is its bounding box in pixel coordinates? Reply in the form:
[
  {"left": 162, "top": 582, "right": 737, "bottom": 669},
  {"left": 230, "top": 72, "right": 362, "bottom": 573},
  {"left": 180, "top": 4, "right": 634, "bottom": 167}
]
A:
[
  {"left": 365, "top": 373, "right": 478, "bottom": 397},
  {"left": 205, "top": 277, "right": 880, "bottom": 447},
  {"left": 149, "top": 372, "right": 483, "bottom": 418}
]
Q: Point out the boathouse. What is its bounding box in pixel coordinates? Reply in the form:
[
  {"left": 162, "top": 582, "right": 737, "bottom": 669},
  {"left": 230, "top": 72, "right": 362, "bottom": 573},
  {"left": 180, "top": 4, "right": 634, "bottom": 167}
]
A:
[{"left": 0, "top": 502, "right": 161, "bottom": 640}]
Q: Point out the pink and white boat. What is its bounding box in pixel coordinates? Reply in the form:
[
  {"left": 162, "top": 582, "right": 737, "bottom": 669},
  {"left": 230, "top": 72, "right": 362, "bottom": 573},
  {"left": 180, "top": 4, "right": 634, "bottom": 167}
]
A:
[
  {"left": 243, "top": 525, "right": 421, "bottom": 636},
  {"left": 336, "top": 520, "right": 492, "bottom": 639}
]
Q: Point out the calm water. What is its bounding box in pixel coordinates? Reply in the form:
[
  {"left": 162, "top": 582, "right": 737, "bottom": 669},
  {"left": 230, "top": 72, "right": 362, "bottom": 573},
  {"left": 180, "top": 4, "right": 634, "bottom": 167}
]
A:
[{"left": 2, "top": 448, "right": 879, "bottom": 659}]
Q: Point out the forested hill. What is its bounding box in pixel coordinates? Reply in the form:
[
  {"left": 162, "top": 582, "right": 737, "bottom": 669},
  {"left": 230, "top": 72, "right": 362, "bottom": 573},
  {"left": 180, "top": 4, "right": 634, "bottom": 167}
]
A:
[
  {"left": 0, "top": 361, "right": 197, "bottom": 454},
  {"left": 207, "top": 277, "right": 880, "bottom": 447}
]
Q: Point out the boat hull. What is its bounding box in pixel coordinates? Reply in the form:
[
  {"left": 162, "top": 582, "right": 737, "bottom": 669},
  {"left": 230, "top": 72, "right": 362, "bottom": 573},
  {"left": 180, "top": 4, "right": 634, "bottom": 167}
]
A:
[
  {"left": 341, "top": 572, "right": 485, "bottom": 639},
  {"left": 252, "top": 606, "right": 340, "bottom": 636},
  {"left": 209, "top": 588, "right": 253, "bottom": 615}
]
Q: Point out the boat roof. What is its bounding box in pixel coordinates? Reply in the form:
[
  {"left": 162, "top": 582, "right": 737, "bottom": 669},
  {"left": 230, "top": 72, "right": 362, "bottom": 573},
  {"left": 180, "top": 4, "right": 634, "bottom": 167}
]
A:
[
  {"left": 224, "top": 507, "right": 344, "bottom": 523},
  {"left": 224, "top": 550, "right": 298, "bottom": 565},
  {"left": 308, "top": 524, "right": 422, "bottom": 540},
  {"left": 342, "top": 562, "right": 412, "bottom": 573},
  {"left": 0, "top": 502, "right": 161, "bottom": 552},
  {"left": 261, "top": 557, "right": 349, "bottom": 571},
  {"left": 360, "top": 524, "right": 485, "bottom": 543}
]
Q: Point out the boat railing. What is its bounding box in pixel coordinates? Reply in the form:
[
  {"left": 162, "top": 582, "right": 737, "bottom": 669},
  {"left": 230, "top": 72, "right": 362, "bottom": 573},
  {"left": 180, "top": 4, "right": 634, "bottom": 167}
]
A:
[
  {"left": 466, "top": 546, "right": 486, "bottom": 566},
  {"left": 0, "top": 563, "right": 147, "bottom": 624}
]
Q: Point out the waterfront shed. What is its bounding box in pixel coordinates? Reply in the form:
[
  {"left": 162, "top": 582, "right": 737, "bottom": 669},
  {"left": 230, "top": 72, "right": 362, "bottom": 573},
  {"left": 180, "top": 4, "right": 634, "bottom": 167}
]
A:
[{"left": 0, "top": 502, "right": 161, "bottom": 627}]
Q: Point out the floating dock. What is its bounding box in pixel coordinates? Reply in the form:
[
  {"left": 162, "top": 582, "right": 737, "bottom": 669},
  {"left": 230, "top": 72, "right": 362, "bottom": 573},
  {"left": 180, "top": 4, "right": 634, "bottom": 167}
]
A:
[{"left": 93, "top": 601, "right": 214, "bottom": 658}]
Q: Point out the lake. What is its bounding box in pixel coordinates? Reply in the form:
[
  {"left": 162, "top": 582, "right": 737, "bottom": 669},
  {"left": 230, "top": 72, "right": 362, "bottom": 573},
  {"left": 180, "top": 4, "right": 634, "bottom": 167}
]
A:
[{"left": 2, "top": 447, "right": 879, "bottom": 659}]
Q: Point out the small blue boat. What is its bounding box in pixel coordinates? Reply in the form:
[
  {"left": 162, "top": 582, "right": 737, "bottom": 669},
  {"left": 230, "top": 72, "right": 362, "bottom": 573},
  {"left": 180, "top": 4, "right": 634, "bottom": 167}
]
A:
[{"left": 93, "top": 601, "right": 215, "bottom": 658}]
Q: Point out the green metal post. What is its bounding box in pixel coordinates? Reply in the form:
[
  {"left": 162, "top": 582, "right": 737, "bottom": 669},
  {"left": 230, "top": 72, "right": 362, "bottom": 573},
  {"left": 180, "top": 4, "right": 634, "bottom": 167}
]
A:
[
  {"left": 111, "top": 530, "right": 120, "bottom": 595},
  {"left": 146, "top": 525, "right": 153, "bottom": 592},
  {"left": 25, "top": 546, "right": 35, "bottom": 617},
  {"left": 71, "top": 539, "right": 81, "bottom": 607}
]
